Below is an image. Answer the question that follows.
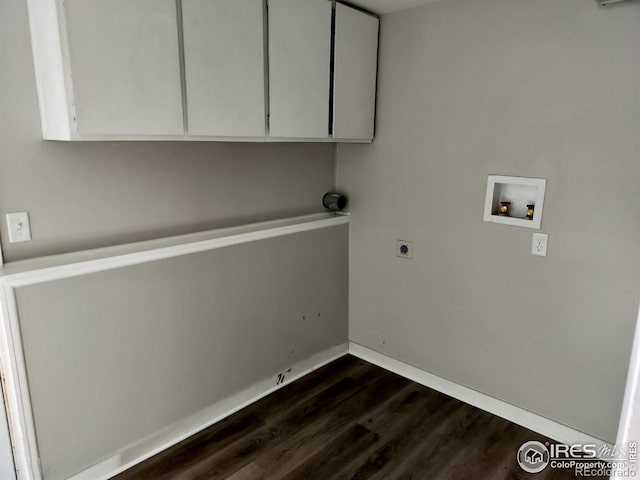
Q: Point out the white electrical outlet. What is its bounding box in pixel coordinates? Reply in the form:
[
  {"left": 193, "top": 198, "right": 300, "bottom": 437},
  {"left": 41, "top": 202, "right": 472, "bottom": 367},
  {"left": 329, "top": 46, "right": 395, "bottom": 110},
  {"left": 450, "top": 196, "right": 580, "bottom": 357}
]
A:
[
  {"left": 6, "top": 212, "right": 32, "bottom": 243},
  {"left": 397, "top": 240, "right": 413, "bottom": 259},
  {"left": 531, "top": 233, "right": 548, "bottom": 257}
]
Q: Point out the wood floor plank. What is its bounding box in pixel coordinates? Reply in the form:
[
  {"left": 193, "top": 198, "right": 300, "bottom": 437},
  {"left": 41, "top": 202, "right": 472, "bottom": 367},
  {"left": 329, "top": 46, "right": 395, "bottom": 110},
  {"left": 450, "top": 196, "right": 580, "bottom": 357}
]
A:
[
  {"left": 462, "top": 420, "right": 536, "bottom": 480},
  {"left": 367, "top": 403, "right": 496, "bottom": 479},
  {"left": 113, "top": 354, "right": 365, "bottom": 480},
  {"left": 335, "top": 390, "right": 463, "bottom": 479},
  {"left": 177, "top": 376, "right": 363, "bottom": 479},
  {"left": 111, "top": 355, "right": 600, "bottom": 480},
  {"left": 479, "top": 426, "right": 559, "bottom": 480},
  {"left": 113, "top": 413, "right": 265, "bottom": 480},
  {"left": 253, "top": 367, "right": 411, "bottom": 478},
  {"left": 246, "top": 354, "right": 367, "bottom": 423},
  {"left": 224, "top": 462, "right": 264, "bottom": 480},
  {"left": 358, "top": 385, "right": 453, "bottom": 435},
  {"left": 429, "top": 415, "right": 526, "bottom": 480},
  {"left": 279, "top": 423, "right": 379, "bottom": 480}
]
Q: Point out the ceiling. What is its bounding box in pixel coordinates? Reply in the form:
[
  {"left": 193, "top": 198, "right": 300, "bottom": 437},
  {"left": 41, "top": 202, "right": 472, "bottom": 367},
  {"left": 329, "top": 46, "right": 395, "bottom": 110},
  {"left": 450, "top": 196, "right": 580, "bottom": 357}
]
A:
[{"left": 346, "top": 0, "right": 442, "bottom": 15}]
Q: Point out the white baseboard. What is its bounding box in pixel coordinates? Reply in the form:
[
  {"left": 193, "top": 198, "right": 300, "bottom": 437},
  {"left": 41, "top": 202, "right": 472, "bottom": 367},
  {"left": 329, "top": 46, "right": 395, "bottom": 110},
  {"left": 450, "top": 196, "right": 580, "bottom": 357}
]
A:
[
  {"left": 68, "top": 343, "right": 349, "bottom": 480},
  {"left": 348, "top": 342, "right": 613, "bottom": 456},
  {"left": 68, "top": 340, "right": 613, "bottom": 480}
]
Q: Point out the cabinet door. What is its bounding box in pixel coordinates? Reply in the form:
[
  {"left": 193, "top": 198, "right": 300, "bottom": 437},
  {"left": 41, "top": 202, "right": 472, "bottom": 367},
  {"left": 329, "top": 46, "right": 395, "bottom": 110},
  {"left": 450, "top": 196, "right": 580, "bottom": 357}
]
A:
[
  {"left": 64, "top": 0, "right": 184, "bottom": 136},
  {"left": 182, "top": 0, "right": 266, "bottom": 137},
  {"left": 268, "top": 0, "right": 332, "bottom": 138},
  {"left": 333, "top": 3, "right": 379, "bottom": 140}
]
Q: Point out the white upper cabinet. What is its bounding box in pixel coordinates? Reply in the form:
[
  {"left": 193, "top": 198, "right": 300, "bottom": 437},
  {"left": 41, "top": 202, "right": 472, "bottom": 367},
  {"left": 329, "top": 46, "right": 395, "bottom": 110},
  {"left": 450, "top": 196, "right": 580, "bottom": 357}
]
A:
[
  {"left": 333, "top": 3, "right": 379, "bottom": 141},
  {"left": 268, "top": 0, "right": 333, "bottom": 139},
  {"left": 62, "top": 0, "right": 184, "bottom": 137},
  {"left": 26, "top": 0, "right": 378, "bottom": 142},
  {"left": 182, "top": 0, "right": 266, "bottom": 137}
]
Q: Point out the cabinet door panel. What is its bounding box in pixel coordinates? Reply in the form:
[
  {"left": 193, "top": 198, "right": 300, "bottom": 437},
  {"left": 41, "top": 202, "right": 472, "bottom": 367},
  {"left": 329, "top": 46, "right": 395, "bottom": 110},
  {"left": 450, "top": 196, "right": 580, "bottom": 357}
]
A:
[
  {"left": 333, "top": 3, "right": 379, "bottom": 140},
  {"left": 182, "top": 0, "right": 266, "bottom": 137},
  {"left": 64, "top": 0, "right": 184, "bottom": 136},
  {"left": 268, "top": 0, "right": 332, "bottom": 138}
]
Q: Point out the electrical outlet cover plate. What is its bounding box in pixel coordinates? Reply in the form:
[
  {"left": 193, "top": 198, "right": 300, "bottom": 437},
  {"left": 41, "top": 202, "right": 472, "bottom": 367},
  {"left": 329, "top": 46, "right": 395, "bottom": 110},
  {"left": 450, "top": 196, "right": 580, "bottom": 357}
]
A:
[
  {"left": 6, "top": 212, "right": 32, "bottom": 243},
  {"left": 397, "top": 240, "right": 413, "bottom": 259},
  {"left": 531, "top": 233, "right": 548, "bottom": 257}
]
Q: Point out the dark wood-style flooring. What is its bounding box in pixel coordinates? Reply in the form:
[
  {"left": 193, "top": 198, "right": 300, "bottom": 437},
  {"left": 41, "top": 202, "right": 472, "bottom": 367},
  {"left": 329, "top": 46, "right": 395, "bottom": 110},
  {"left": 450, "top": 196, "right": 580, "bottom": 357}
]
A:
[{"left": 113, "top": 355, "right": 604, "bottom": 480}]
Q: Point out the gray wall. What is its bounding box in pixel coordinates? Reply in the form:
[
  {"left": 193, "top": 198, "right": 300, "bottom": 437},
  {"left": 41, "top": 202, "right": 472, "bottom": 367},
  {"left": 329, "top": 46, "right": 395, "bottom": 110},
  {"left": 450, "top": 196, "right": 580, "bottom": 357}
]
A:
[
  {"left": 337, "top": 0, "right": 640, "bottom": 443},
  {"left": 16, "top": 225, "right": 348, "bottom": 480},
  {"left": 0, "top": 0, "right": 336, "bottom": 263}
]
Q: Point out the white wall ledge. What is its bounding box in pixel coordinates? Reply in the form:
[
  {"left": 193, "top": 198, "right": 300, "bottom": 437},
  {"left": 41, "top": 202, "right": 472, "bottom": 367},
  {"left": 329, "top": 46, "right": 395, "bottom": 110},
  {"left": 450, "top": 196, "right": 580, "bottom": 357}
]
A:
[{"left": 0, "top": 212, "right": 349, "bottom": 284}]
